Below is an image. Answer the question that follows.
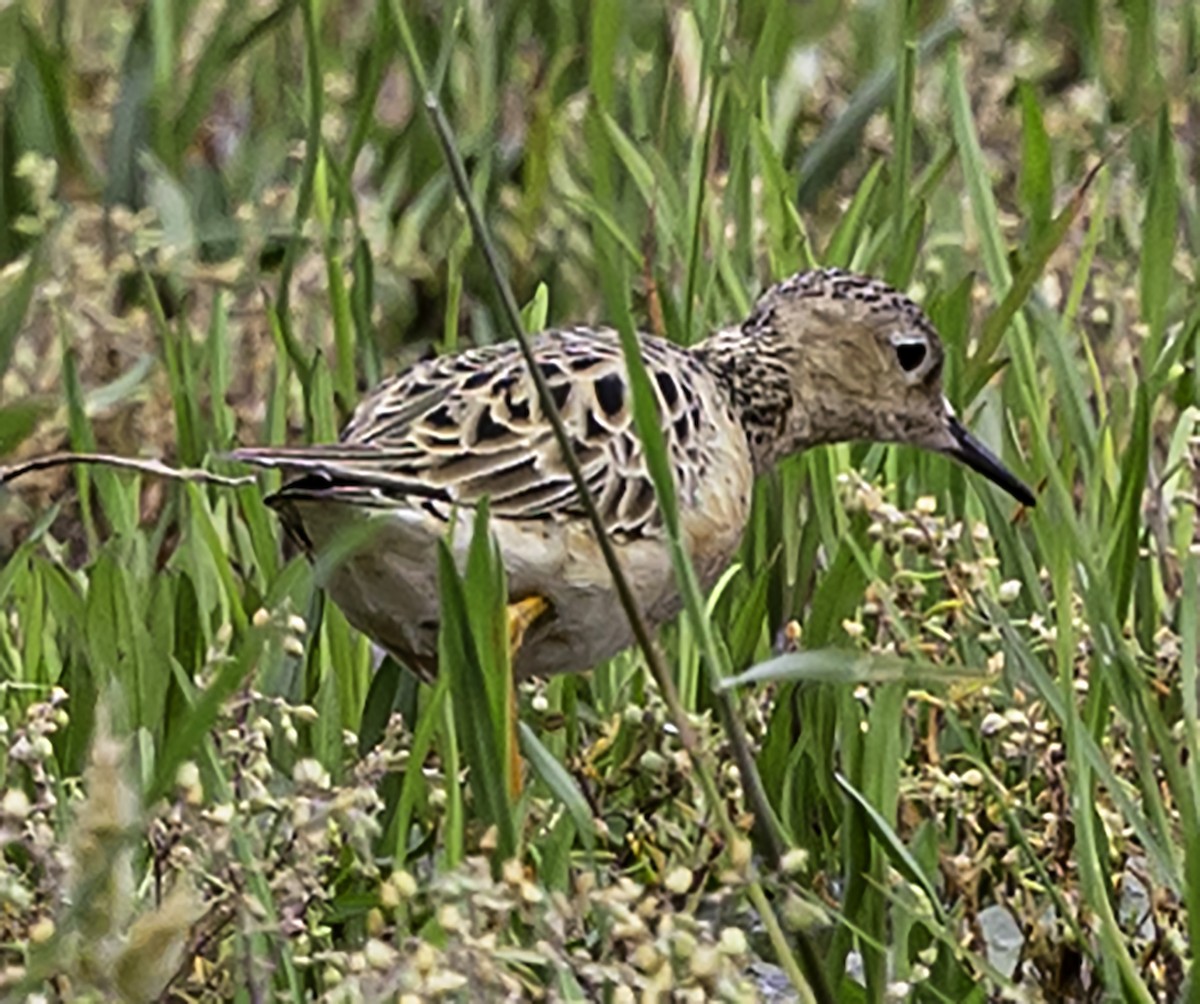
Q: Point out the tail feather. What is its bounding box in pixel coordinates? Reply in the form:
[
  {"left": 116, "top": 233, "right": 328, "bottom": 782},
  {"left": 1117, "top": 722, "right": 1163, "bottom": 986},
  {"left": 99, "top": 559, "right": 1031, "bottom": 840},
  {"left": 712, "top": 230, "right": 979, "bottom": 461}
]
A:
[
  {"left": 227, "top": 446, "right": 450, "bottom": 503},
  {"left": 226, "top": 445, "right": 382, "bottom": 470}
]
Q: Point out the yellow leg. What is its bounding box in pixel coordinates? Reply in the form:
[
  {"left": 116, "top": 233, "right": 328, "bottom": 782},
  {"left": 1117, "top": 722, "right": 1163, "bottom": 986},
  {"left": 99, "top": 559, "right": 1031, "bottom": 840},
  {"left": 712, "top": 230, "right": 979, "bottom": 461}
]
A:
[
  {"left": 507, "top": 595, "right": 549, "bottom": 653},
  {"left": 504, "top": 596, "right": 549, "bottom": 798}
]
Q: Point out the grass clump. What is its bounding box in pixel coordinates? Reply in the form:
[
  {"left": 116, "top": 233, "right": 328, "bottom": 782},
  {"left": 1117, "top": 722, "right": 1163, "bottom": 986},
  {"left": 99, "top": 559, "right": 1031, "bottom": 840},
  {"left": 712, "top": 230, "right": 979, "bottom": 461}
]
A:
[{"left": 6, "top": 702, "right": 200, "bottom": 1001}]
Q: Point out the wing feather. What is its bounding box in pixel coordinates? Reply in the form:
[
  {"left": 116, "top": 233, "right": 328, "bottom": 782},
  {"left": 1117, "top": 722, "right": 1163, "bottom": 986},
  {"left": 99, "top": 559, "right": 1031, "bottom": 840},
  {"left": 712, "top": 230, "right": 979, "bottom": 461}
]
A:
[{"left": 232, "top": 328, "right": 722, "bottom": 537}]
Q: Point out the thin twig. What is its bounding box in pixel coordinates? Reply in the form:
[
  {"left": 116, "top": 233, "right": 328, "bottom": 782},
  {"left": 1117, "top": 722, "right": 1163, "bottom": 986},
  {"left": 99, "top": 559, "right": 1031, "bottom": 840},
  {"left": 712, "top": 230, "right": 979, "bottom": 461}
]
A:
[{"left": 0, "top": 452, "right": 255, "bottom": 488}]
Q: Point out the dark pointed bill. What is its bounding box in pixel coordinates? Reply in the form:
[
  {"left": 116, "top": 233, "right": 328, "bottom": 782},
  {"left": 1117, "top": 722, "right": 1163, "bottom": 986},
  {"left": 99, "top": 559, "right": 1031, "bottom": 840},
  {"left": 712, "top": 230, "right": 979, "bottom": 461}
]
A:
[{"left": 945, "top": 417, "right": 1036, "bottom": 507}]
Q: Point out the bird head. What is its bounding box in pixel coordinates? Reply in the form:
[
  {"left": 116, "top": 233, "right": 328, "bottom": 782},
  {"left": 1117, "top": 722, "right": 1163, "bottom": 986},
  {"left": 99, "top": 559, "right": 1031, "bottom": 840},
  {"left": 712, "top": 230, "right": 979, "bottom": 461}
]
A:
[{"left": 740, "top": 269, "right": 1035, "bottom": 507}]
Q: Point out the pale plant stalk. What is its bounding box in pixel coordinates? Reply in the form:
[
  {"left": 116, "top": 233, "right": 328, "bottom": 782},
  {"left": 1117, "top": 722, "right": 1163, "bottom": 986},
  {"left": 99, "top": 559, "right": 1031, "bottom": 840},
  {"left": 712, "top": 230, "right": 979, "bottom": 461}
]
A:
[{"left": 390, "top": 5, "right": 822, "bottom": 1000}]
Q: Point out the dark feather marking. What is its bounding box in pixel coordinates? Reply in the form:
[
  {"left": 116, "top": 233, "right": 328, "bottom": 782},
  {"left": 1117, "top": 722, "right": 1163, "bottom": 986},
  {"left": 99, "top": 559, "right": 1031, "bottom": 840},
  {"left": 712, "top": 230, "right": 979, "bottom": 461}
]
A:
[
  {"left": 498, "top": 477, "right": 577, "bottom": 514},
  {"left": 654, "top": 370, "right": 679, "bottom": 408},
  {"left": 434, "top": 449, "right": 528, "bottom": 484},
  {"left": 568, "top": 439, "right": 604, "bottom": 465},
  {"left": 506, "top": 393, "right": 531, "bottom": 421},
  {"left": 275, "top": 469, "right": 452, "bottom": 504},
  {"left": 271, "top": 472, "right": 334, "bottom": 496},
  {"left": 617, "top": 478, "right": 656, "bottom": 528},
  {"left": 595, "top": 374, "right": 624, "bottom": 417},
  {"left": 427, "top": 405, "right": 456, "bottom": 430},
  {"left": 474, "top": 406, "right": 509, "bottom": 444},
  {"left": 421, "top": 500, "right": 448, "bottom": 520}
]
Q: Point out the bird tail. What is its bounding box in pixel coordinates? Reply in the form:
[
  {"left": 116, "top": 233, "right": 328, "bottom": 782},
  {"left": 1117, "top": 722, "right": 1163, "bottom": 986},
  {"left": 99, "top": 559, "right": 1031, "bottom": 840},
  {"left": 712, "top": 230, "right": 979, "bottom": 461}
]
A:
[
  {"left": 225, "top": 444, "right": 379, "bottom": 471},
  {"left": 225, "top": 446, "right": 448, "bottom": 503}
]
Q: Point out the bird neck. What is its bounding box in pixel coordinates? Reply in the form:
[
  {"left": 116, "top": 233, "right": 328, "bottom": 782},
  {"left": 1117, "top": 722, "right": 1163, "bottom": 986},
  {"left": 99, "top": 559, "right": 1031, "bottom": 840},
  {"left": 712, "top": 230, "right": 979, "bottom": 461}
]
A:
[{"left": 691, "top": 325, "right": 801, "bottom": 473}]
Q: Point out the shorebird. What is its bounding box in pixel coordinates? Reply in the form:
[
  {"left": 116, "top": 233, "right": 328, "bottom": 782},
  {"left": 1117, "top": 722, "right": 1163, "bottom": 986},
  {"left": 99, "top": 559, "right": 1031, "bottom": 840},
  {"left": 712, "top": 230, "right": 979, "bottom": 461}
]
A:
[{"left": 231, "top": 268, "right": 1034, "bottom": 688}]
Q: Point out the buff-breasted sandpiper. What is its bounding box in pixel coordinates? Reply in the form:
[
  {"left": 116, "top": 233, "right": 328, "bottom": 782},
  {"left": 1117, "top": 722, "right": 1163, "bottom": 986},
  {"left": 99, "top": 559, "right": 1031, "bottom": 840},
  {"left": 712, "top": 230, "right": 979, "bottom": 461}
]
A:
[{"left": 231, "top": 268, "right": 1035, "bottom": 682}]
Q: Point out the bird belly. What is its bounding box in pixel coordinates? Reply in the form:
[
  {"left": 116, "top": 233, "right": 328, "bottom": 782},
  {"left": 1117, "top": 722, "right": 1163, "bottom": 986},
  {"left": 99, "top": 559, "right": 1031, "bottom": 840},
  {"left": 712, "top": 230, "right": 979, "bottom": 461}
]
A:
[
  {"left": 283, "top": 466, "right": 752, "bottom": 680},
  {"left": 293, "top": 503, "right": 447, "bottom": 673},
  {"left": 501, "top": 521, "right": 675, "bottom": 679}
]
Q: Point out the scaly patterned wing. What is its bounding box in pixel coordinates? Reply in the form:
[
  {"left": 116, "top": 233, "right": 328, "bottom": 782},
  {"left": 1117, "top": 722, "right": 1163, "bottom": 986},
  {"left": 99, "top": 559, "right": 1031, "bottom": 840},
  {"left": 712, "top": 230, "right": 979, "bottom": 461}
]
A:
[{"left": 231, "top": 328, "right": 714, "bottom": 538}]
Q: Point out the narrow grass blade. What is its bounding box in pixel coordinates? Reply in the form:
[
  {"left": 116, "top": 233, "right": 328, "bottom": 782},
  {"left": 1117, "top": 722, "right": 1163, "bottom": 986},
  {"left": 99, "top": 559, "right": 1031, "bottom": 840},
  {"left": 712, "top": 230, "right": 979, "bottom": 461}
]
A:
[
  {"left": 1104, "top": 388, "right": 1150, "bottom": 621},
  {"left": 1140, "top": 107, "right": 1178, "bottom": 364},
  {"left": 887, "top": 1, "right": 917, "bottom": 286},
  {"left": 1016, "top": 80, "right": 1053, "bottom": 240},
  {"left": 436, "top": 527, "right": 516, "bottom": 863},
  {"left": 751, "top": 115, "right": 816, "bottom": 276},
  {"left": 835, "top": 771, "right": 946, "bottom": 925},
  {"left": 946, "top": 44, "right": 1008, "bottom": 289},
  {"left": 822, "top": 160, "right": 883, "bottom": 268},
  {"left": 393, "top": 674, "right": 448, "bottom": 864},
  {"left": 0, "top": 244, "right": 38, "bottom": 376},
  {"left": 721, "top": 648, "right": 982, "bottom": 690},
  {"left": 148, "top": 628, "right": 266, "bottom": 803},
  {"left": 519, "top": 722, "right": 595, "bottom": 852},
  {"left": 965, "top": 158, "right": 1105, "bottom": 400}
]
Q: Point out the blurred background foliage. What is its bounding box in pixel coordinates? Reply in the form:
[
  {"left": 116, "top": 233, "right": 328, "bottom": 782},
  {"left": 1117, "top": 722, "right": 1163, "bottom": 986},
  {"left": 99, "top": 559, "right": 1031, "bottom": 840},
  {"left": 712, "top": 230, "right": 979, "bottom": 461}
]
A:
[{"left": 0, "top": 0, "right": 1199, "bottom": 1000}]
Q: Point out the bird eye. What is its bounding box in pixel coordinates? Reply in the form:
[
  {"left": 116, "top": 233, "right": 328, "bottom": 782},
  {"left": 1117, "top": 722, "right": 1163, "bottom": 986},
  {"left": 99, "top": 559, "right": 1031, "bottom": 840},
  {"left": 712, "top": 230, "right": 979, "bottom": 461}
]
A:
[{"left": 893, "top": 339, "right": 927, "bottom": 373}]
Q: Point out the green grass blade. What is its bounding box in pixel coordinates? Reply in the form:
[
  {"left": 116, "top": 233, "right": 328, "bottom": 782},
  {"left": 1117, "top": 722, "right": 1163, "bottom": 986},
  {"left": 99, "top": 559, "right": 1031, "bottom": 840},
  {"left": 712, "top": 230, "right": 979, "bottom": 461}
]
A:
[
  {"left": 436, "top": 526, "right": 516, "bottom": 863},
  {"left": 822, "top": 160, "right": 883, "bottom": 268},
  {"left": 834, "top": 771, "right": 946, "bottom": 925},
  {"left": 722, "top": 647, "right": 982, "bottom": 690},
  {"left": 1140, "top": 107, "right": 1178, "bottom": 364},
  {"left": 1016, "top": 80, "right": 1052, "bottom": 240},
  {"left": 797, "top": 14, "right": 958, "bottom": 206},
  {"left": 0, "top": 242, "right": 38, "bottom": 376},
  {"left": 519, "top": 722, "right": 595, "bottom": 852},
  {"left": 965, "top": 160, "right": 1103, "bottom": 400}
]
